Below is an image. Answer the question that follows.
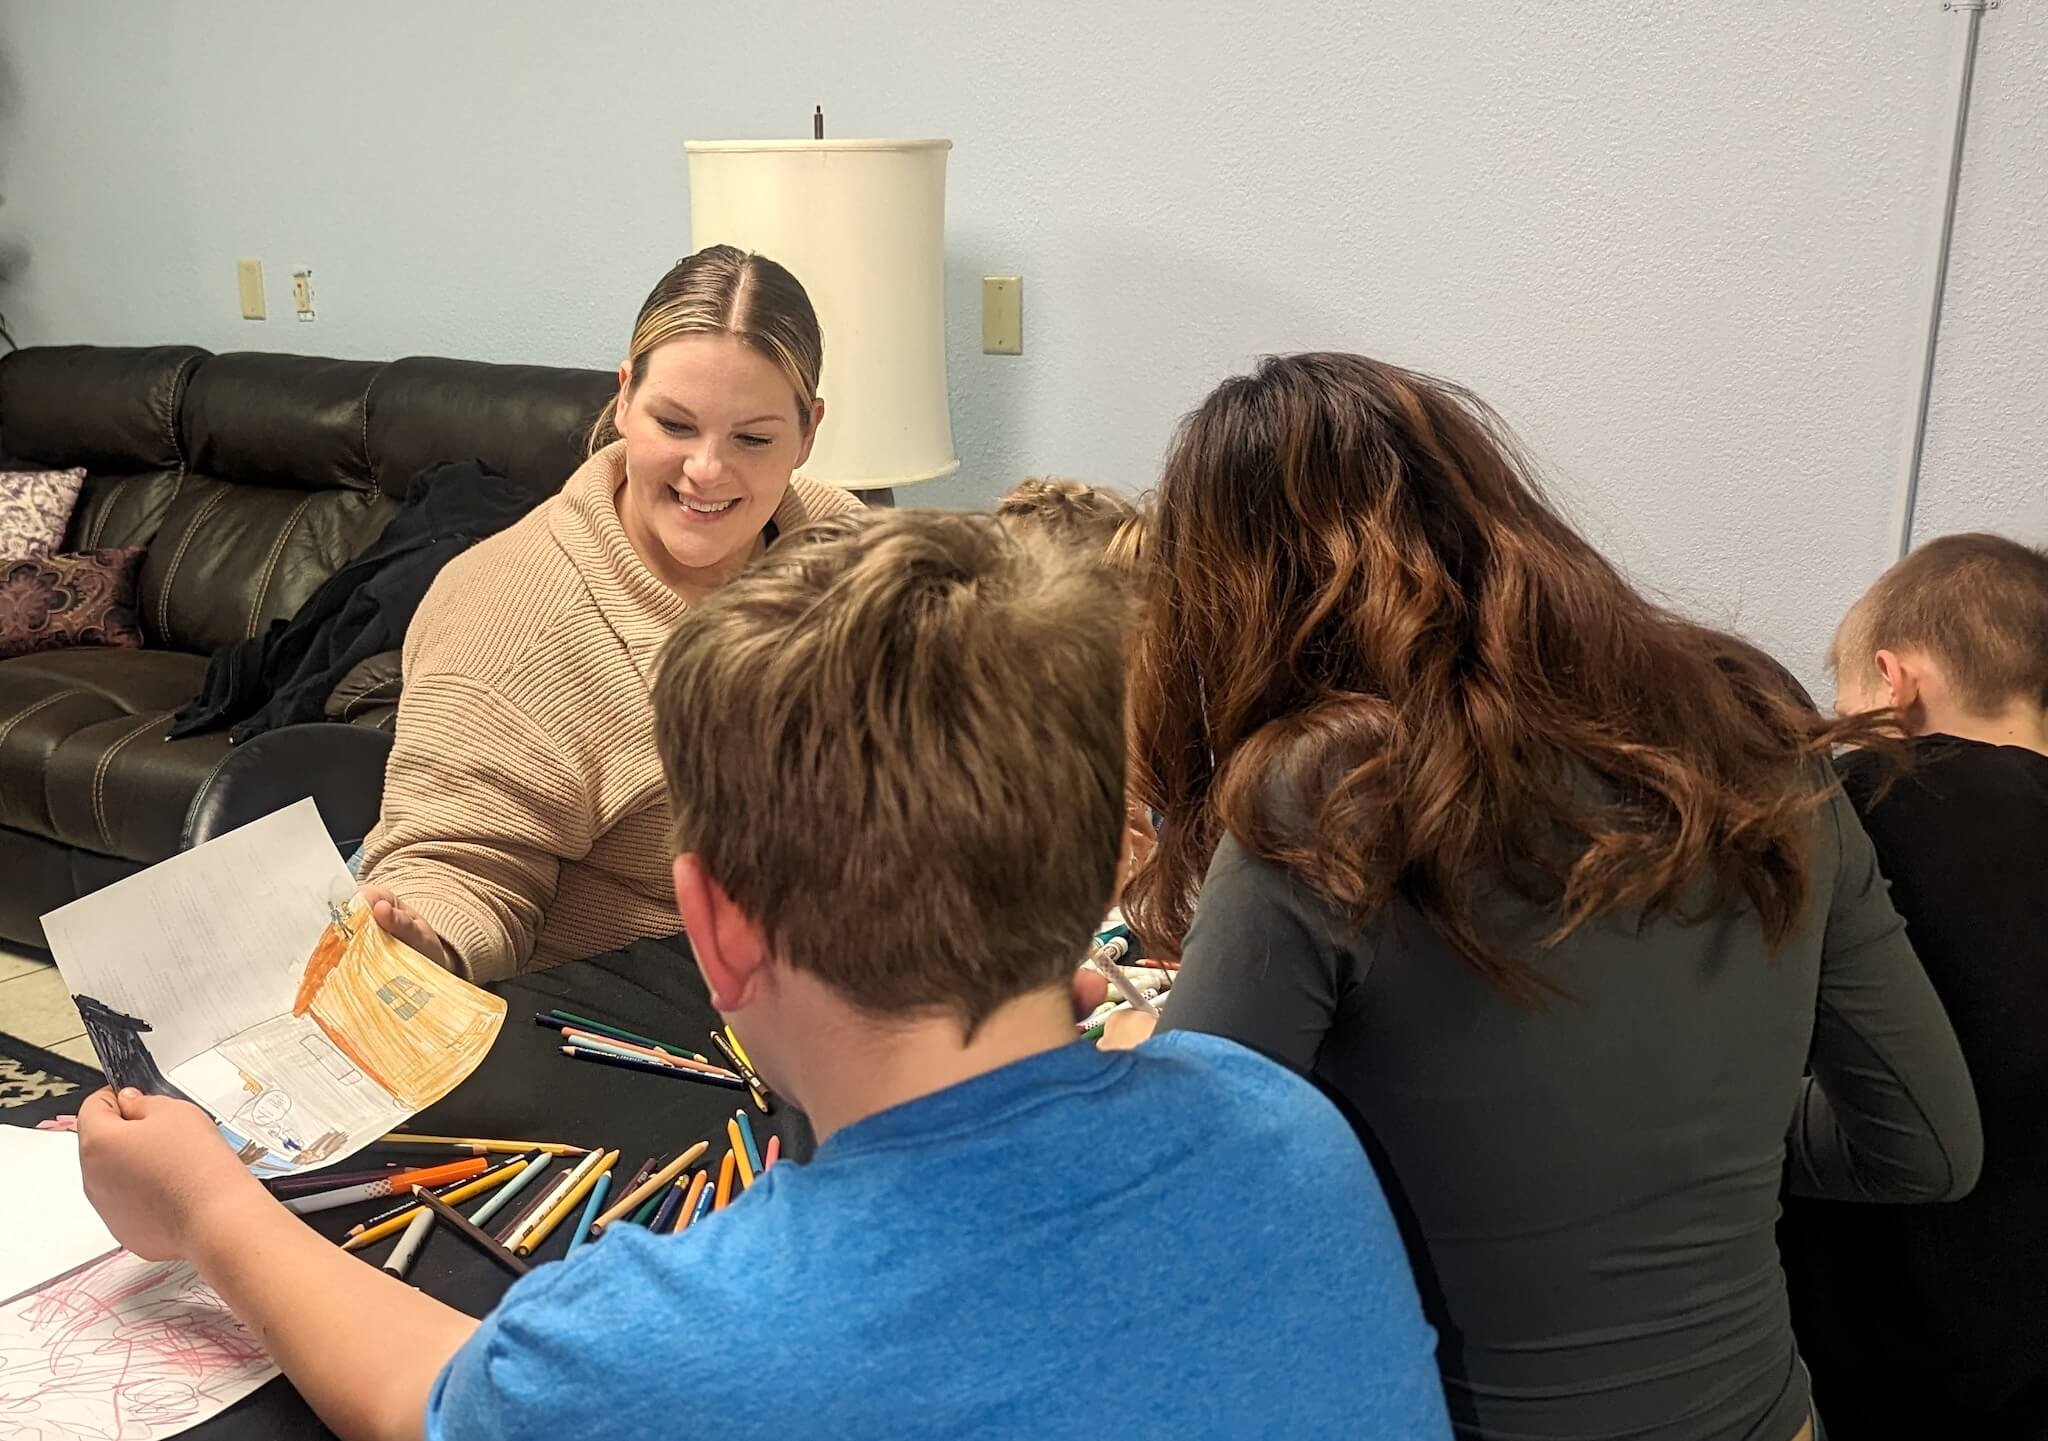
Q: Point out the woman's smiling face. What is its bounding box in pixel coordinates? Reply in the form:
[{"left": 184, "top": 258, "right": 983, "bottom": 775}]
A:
[{"left": 613, "top": 333, "right": 822, "bottom": 595}]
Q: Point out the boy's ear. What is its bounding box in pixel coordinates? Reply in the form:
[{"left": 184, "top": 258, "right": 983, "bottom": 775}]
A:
[
  {"left": 673, "top": 854, "right": 768, "bottom": 1013},
  {"left": 1873, "top": 648, "right": 1922, "bottom": 711}
]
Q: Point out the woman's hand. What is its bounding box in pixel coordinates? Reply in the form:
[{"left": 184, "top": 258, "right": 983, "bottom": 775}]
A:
[
  {"left": 359, "top": 884, "right": 450, "bottom": 968},
  {"left": 76, "top": 1087, "right": 267, "bottom": 1261}
]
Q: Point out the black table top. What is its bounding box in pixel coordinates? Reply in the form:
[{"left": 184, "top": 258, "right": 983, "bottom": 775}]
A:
[{"left": 198, "top": 932, "right": 811, "bottom": 1441}]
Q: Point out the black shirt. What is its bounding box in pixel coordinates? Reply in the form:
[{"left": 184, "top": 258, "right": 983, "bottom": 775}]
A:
[
  {"left": 1162, "top": 784, "right": 1982, "bottom": 1441},
  {"left": 1781, "top": 737, "right": 2048, "bottom": 1439}
]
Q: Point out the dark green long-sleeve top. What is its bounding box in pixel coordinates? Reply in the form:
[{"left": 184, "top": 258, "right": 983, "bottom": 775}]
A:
[{"left": 1162, "top": 784, "right": 1981, "bottom": 1441}]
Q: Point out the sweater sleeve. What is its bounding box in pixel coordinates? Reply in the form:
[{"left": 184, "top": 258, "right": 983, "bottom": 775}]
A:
[
  {"left": 359, "top": 671, "right": 596, "bottom": 984},
  {"left": 1784, "top": 785, "right": 1984, "bottom": 1202},
  {"left": 1156, "top": 835, "right": 1351, "bottom": 1076}
]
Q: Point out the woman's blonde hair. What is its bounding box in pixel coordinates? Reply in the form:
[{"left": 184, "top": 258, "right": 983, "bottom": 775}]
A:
[{"left": 588, "top": 244, "right": 824, "bottom": 455}]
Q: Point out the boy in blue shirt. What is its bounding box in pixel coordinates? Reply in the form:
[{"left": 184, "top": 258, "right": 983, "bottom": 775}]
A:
[{"left": 74, "top": 510, "right": 1449, "bottom": 1441}]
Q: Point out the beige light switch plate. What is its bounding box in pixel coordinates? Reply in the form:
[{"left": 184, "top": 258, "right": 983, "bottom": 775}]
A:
[
  {"left": 236, "top": 258, "right": 265, "bottom": 320},
  {"left": 982, "top": 276, "right": 1022, "bottom": 354}
]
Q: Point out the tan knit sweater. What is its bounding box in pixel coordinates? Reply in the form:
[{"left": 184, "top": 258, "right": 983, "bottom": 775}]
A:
[{"left": 360, "top": 442, "right": 860, "bottom": 982}]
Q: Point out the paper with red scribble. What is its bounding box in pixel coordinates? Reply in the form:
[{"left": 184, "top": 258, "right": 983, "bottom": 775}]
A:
[{"left": 0, "top": 1251, "right": 277, "bottom": 1440}]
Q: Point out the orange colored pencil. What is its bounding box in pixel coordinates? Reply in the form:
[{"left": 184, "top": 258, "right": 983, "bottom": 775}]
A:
[{"left": 713, "top": 1149, "right": 736, "bottom": 1211}]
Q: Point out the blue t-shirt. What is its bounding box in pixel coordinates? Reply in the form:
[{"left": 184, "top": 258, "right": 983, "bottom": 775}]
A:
[{"left": 426, "top": 1032, "right": 1449, "bottom": 1440}]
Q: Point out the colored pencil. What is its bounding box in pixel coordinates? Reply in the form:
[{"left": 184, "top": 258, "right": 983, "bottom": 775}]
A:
[
  {"left": 566, "top": 1172, "right": 612, "bottom": 1256},
  {"left": 492, "top": 1163, "right": 568, "bottom": 1243},
  {"left": 650, "top": 1179, "right": 688, "bottom": 1232},
  {"left": 675, "top": 1170, "right": 710, "bottom": 1232},
  {"left": 379, "top": 1133, "right": 586, "bottom": 1157},
  {"left": 345, "top": 1156, "right": 525, "bottom": 1234},
  {"left": 381, "top": 1208, "right": 434, "bottom": 1279},
  {"left": 710, "top": 1030, "right": 772, "bottom": 1113},
  {"left": 1088, "top": 935, "right": 1159, "bottom": 1016},
  {"left": 290, "top": 1157, "right": 489, "bottom": 1215},
  {"left": 539, "top": 1010, "right": 711, "bottom": 1064},
  {"left": 686, "top": 1175, "right": 717, "bottom": 1227},
  {"left": 408, "top": 1186, "right": 531, "bottom": 1276},
  {"left": 630, "top": 1188, "right": 667, "bottom": 1226},
  {"left": 266, "top": 1165, "right": 402, "bottom": 1195},
  {"left": 727, "top": 1117, "right": 756, "bottom": 1190},
  {"left": 555, "top": 1026, "right": 740, "bottom": 1080},
  {"left": 469, "top": 1153, "right": 549, "bottom": 1226},
  {"left": 762, "top": 1135, "right": 781, "bottom": 1170},
  {"left": 502, "top": 1148, "right": 603, "bottom": 1253},
  {"left": 733, "top": 1110, "right": 764, "bottom": 1176},
  {"left": 561, "top": 1046, "right": 749, "bottom": 1090},
  {"left": 589, "top": 1141, "right": 709, "bottom": 1237},
  {"left": 611, "top": 1156, "right": 656, "bottom": 1216},
  {"left": 713, "top": 1149, "right": 736, "bottom": 1210},
  {"left": 724, "top": 1026, "right": 757, "bottom": 1070},
  {"left": 516, "top": 1149, "right": 620, "bottom": 1256},
  {"left": 339, "top": 1160, "right": 526, "bottom": 1250}
]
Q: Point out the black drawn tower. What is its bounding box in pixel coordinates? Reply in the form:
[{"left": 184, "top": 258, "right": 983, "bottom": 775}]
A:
[{"left": 71, "top": 994, "right": 196, "bottom": 1104}]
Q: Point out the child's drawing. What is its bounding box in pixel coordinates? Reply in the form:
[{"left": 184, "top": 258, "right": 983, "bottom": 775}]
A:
[
  {"left": 41, "top": 800, "right": 507, "bottom": 1180},
  {"left": 0, "top": 1251, "right": 277, "bottom": 1440}
]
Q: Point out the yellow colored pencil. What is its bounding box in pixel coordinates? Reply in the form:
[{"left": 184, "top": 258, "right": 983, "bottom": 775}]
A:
[
  {"left": 380, "top": 1134, "right": 587, "bottom": 1157},
  {"left": 589, "top": 1140, "right": 709, "bottom": 1238},
  {"left": 341, "top": 1159, "right": 525, "bottom": 1252},
  {"left": 675, "top": 1170, "right": 710, "bottom": 1232},
  {"left": 714, "top": 1149, "right": 736, "bottom": 1211},
  {"left": 726, "top": 1117, "right": 756, "bottom": 1190},
  {"left": 723, "top": 1026, "right": 755, "bottom": 1070},
  {"left": 515, "top": 1149, "right": 619, "bottom": 1256}
]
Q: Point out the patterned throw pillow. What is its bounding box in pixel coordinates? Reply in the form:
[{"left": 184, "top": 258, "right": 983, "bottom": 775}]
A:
[
  {"left": 0, "top": 546, "right": 148, "bottom": 660},
  {"left": 0, "top": 466, "right": 89, "bottom": 559}
]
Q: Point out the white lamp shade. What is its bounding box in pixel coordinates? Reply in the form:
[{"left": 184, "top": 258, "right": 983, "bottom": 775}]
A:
[{"left": 685, "top": 138, "right": 958, "bottom": 492}]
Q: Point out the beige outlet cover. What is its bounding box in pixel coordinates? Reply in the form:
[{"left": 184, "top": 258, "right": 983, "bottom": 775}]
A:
[
  {"left": 236, "top": 258, "right": 265, "bottom": 320},
  {"left": 982, "top": 276, "right": 1021, "bottom": 355}
]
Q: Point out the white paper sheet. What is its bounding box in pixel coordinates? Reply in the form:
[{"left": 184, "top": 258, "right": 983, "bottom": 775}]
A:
[
  {"left": 0, "top": 1250, "right": 277, "bottom": 1439},
  {"left": 41, "top": 800, "right": 506, "bottom": 1179},
  {"left": 0, "top": 1128, "right": 118, "bottom": 1307}
]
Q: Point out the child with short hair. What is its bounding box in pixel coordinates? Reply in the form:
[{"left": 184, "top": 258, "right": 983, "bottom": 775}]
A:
[
  {"left": 1782, "top": 532, "right": 2048, "bottom": 1437},
  {"left": 75, "top": 509, "right": 1450, "bottom": 1441}
]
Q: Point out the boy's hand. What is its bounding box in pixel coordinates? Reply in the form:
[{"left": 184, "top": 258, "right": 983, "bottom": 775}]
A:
[{"left": 76, "top": 1088, "right": 267, "bottom": 1261}]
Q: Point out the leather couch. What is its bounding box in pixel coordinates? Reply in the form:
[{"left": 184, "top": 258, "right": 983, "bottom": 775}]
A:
[{"left": 0, "top": 344, "right": 615, "bottom": 948}]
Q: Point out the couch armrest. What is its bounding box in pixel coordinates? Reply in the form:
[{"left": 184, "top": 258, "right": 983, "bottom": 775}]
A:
[
  {"left": 180, "top": 722, "right": 394, "bottom": 853},
  {"left": 326, "top": 649, "right": 403, "bottom": 723}
]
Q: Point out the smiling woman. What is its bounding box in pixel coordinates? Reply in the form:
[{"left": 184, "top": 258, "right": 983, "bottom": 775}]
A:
[{"left": 355, "top": 248, "right": 862, "bottom": 983}]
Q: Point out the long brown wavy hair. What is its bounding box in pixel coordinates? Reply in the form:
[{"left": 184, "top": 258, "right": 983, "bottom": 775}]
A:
[{"left": 1122, "top": 353, "right": 1898, "bottom": 999}]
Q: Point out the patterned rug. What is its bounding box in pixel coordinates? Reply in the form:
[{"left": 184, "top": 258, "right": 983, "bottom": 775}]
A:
[{"left": 0, "top": 1033, "right": 103, "bottom": 1127}]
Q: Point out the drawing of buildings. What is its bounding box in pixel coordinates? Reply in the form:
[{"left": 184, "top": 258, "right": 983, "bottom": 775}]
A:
[{"left": 287, "top": 898, "right": 502, "bottom": 1109}]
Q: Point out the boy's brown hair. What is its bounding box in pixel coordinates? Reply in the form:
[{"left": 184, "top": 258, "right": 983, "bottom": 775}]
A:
[
  {"left": 652, "top": 509, "right": 1128, "bottom": 1032},
  {"left": 1833, "top": 532, "right": 2048, "bottom": 713},
  {"left": 996, "top": 477, "right": 1139, "bottom": 554}
]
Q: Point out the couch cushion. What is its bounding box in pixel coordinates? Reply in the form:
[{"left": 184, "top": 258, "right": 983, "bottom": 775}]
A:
[
  {"left": 0, "top": 647, "right": 227, "bottom": 862},
  {"left": 180, "top": 353, "right": 381, "bottom": 493},
  {"left": 0, "top": 345, "right": 208, "bottom": 471},
  {"left": 366, "top": 357, "right": 613, "bottom": 500},
  {"left": 0, "top": 466, "right": 86, "bottom": 558},
  {"left": 62, "top": 468, "right": 188, "bottom": 550},
  {"left": 136, "top": 477, "right": 398, "bottom": 653}
]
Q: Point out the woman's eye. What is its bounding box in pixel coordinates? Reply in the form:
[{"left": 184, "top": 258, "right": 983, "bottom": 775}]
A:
[
  {"left": 658, "top": 419, "right": 695, "bottom": 436},
  {"left": 737, "top": 434, "right": 771, "bottom": 448}
]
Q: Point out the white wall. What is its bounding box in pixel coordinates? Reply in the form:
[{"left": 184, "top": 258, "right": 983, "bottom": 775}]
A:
[{"left": 0, "top": 1, "right": 2041, "bottom": 690}]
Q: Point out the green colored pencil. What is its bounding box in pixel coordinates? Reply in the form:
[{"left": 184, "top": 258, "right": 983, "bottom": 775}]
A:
[{"left": 547, "top": 1009, "right": 710, "bottom": 1065}]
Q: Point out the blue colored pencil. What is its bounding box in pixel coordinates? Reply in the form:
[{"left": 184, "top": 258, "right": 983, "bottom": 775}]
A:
[
  {"left": 685, "top": 1177, "right": 716, "bottom": 1228},
  {"left": 648, "top": 1181, "right": 687, "bottom": 1234},
  {"left": 566, "top": 1172, "right": 611, "bottom": 1256},
  {"left": 733, "top": 1109, "right": 764, "bottom": 1175},
  {"left": 469, "top": 1152, "right": 550, "bottom": 1226}
]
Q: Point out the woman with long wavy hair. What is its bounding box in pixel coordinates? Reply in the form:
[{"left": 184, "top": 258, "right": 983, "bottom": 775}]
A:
[{"left": 1123, "top": 353, "right": 1982, "bottom": 1441}]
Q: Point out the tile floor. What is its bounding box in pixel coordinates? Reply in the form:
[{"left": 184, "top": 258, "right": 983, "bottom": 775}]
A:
[{"left": 0, "top": 941, "right": 97, "bottom": 1065}]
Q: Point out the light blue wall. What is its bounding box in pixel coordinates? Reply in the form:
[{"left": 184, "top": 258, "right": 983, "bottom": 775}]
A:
[{"left": 1, "top": 1, "right": 2041, "bottom": 687}]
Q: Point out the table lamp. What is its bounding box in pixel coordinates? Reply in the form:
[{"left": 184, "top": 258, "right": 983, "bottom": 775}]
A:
[{"left": 685, "top": 131, "right": 958, "bottom": 503}]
